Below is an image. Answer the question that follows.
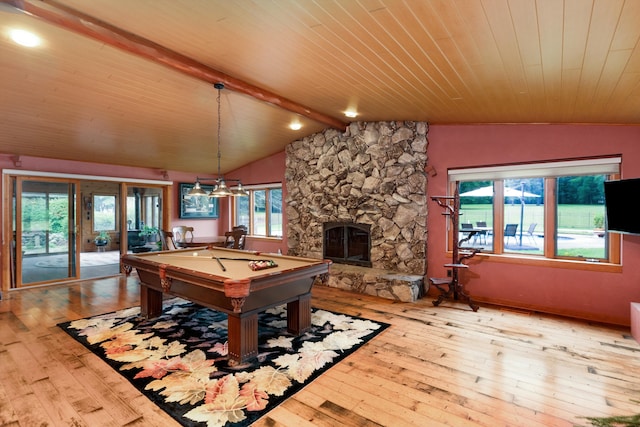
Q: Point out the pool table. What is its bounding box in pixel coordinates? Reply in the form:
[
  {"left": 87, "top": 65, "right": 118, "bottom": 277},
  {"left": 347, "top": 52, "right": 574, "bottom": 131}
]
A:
[{"left": 121, "top": 247, "right": 331, "bottom": 364}]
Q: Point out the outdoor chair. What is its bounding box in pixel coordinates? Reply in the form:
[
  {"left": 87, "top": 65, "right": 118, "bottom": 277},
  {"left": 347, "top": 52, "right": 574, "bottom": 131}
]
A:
[
  {"left": 504, "top": 224, "right": 519, "bottom": 245},
  {"left": 475, "top": 221, "right": 488, "bottom": 244},
  {"left": 460, "top": 223, "right": 474, "bottom": 243},
  {"left": 526, "top": 223, "right": 537, "bottom": 244}
]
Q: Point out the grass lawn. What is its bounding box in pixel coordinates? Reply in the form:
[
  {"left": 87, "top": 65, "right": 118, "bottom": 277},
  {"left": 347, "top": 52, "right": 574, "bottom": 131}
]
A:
[
  {"left": 459, "top": 203, "right": 607, "bottom": 258},
  {"left": 460, "top": 203, "right": 604, "bottom": 231}
]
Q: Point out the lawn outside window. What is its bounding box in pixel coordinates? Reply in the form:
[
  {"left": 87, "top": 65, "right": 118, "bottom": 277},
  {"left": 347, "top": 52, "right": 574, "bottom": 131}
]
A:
[{"left": 450, "top": 156, "right": 621, "bottom": 266}]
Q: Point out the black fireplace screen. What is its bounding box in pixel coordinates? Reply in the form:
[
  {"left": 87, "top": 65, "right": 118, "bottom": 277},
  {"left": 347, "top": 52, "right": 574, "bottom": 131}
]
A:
[{"left": 323, "top": 222, "right": 371, "bottom": 267}]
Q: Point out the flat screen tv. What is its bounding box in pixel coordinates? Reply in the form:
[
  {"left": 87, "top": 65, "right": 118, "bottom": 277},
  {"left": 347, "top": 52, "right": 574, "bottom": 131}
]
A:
[{"left": 604, "top": 178, "right": 640, "bottom": 235}]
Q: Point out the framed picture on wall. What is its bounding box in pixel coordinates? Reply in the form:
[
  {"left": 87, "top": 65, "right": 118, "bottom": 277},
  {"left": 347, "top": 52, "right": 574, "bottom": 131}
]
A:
[{"left": 179, "top": 183, "right": 219, "bottom": 219}]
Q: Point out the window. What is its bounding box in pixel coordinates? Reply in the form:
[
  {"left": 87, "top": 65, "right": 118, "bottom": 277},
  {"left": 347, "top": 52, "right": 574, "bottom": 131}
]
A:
[
  {"left": 502, "top": 177, "right": 543, "bottom": 255},
  {"left": 126, "top": 188, "right": 162, "bottom": 231},
  {"left": 459, "top": 180, "right": 495, "bottom": 251},
  {"left": 126, "top": 196, "right": 136, "bottom": 229},
  {"left": 21, "top": 190, "right": 69, "bottom": 255},
  {"left": 451, "top": 157, "right": 621, "bottom": 264},
  {"left": 93, "top": 194, "right": 116, "bottom": 231},
  {"left": 268, "top": 188, "right": 283, "bottom": 237},
  {"left": 233, "top": 184, "right": 282, "bottom": 238},
  {"left": 253, "top": 189, "right": 266, "bottom": 235},
  {"left": 556, "top": 175, "right": 606, "bottom": 259}
]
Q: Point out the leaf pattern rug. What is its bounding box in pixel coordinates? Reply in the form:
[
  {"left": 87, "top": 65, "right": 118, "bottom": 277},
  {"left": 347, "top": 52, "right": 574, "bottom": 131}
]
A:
[{"left": 58, "top": 298, "right": 389, "bottom": 427}]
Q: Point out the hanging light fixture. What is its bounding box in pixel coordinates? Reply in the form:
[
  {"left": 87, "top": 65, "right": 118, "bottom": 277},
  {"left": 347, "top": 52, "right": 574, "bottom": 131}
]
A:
[
  {"left": 187, "top": 179, "right": 208, "bottom": 196},
  {"left": 208, "top": 83, "right": 234, "bottom": 197},
  {"left": 233, "top": 182, "right": 249, "bottom": 197},
  {"left": 188, "top": 83, "right": 248, "bottom": 198}
]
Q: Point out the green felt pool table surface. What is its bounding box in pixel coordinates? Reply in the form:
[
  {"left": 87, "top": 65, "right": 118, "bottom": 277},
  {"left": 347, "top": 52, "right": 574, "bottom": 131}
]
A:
[{"left": 128, "top": 247, "right": 323, "bottom": 279}]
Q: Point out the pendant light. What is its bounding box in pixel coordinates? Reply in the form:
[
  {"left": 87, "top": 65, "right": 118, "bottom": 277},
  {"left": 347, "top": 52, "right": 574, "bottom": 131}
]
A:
[
  {"left": 208, "top": 83, "right": 234, "bottom": 197},
  {"left": 233, "top": 182, "right": 249, "bottom": 197},
  {"left": 188, "top": 83, "right": 247, "bottom": 198},
  {"left": 187, "top": 179, "right": 208, "bottom": 196}
]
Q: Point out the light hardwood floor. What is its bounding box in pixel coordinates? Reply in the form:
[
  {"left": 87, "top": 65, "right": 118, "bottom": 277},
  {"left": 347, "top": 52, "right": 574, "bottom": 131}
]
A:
[{"left": 1, "top": 274, "right": 639, "bottom": 426}]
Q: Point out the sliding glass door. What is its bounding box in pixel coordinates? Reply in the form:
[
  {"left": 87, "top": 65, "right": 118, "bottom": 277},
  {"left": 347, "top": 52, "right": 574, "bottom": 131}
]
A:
[
  {"left": 4, "top": 175, "right": 169, "bottom": 289},
  {"left": 14, "top": 177, "right": 80, "bottom": 286}
]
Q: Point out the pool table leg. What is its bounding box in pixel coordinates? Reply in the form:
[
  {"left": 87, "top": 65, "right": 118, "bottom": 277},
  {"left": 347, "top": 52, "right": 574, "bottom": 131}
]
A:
[
  {"left": 287, "top": 293, "right": 312, "bottom": 335},
  {"left": 140, "top": 284, "right": 163, "bottom": 318},
  {"left": 227, "top": 312, "right": 258, "bottom": 365}
]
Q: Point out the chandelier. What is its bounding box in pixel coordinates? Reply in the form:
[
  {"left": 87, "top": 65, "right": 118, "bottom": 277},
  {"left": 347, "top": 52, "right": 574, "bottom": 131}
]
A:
[{"left": 188, "top": 83, "right": 248, "bottom": 198}]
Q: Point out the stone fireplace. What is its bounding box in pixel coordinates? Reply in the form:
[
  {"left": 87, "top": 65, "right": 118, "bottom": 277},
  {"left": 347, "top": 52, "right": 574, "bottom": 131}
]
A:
[{"left": 285, "top": 121, "right": 429, "bottom": 302}]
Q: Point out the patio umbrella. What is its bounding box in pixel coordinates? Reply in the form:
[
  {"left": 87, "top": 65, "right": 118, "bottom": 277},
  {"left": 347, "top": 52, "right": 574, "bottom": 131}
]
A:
[
  {"left": 459, "top": 185, "right": 540, "bottom": 198},
  {"left": 460, "top": 185, "right": 541, "bottom": 246}
]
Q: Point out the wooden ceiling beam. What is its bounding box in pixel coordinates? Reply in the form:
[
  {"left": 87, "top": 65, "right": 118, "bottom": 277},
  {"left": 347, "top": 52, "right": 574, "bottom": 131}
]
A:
[{"left": 2, "top": 0, "right": 348, "bottom": 130}]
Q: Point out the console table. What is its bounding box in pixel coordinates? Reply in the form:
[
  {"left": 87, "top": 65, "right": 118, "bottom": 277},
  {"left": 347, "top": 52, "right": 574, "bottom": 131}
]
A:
[{"left": 430, "top": 182, "right": 480, "bottom": 311}]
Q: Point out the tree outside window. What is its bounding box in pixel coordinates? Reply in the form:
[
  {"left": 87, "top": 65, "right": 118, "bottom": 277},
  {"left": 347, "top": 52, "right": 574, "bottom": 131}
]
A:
[{"left": 93, "top": 194, "right": 116, "bottom": 231}]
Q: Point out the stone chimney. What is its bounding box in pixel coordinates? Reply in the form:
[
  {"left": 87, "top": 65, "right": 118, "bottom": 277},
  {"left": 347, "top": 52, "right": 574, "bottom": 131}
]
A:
[{"left": 285, "top": 121, "right": 428, "bottom": 277}]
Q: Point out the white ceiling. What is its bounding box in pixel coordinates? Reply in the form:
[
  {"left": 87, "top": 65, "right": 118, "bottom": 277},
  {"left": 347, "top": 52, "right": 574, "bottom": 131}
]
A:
[{"left": 1, "top": 0, "right": 639, "bottom": 175}]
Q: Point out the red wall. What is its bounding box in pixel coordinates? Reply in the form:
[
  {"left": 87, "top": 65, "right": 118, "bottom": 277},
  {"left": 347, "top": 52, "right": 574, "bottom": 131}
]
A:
[
  {"left": 4, "top": 124, "right": 640, "bottom": 325},
  {"left": 427, "top": 124, "right": 640, "bottom": 325}
]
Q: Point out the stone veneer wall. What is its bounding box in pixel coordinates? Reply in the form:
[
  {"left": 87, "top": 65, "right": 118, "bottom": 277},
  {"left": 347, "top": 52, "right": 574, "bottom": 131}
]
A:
[{"left": 285, "top": 121, "right": 429, "bottom": 298}]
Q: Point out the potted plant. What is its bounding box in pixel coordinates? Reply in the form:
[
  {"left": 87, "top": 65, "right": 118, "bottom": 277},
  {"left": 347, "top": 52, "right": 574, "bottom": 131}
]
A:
[
  {"left": 139, "top": 225, "right": 159, "bottom": 243},
  {"left": 94, "top": 231, "right": 111, "bottom": 247}
]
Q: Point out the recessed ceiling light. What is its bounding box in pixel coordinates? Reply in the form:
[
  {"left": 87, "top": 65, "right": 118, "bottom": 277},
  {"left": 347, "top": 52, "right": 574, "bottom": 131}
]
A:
[
  {"left": 9, "top": 29, "right": 41, "bottom": 47},
  {"left": 289, "top": 122, "right": 302, "bottom": 130},
  {"left": 344, "top": 110, "right": 358, "bottom": 118}
]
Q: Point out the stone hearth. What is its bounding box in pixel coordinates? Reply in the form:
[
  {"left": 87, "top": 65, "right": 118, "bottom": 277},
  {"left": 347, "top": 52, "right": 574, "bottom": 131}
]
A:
[
  {"left": 322, "top": 264, "right": 425, "bottom": 302},
  {"left": 286, "top": 121, "right": 429, "bottom": 302}
]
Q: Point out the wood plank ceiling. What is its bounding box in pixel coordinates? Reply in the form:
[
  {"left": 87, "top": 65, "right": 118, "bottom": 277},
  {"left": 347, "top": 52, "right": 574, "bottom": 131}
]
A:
[{"left": 1, "top": 0, "right": 639, "bottom": 175}]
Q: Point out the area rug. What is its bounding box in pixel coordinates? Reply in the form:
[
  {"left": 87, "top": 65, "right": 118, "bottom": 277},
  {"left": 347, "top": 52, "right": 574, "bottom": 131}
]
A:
[{"left": 58, "top": 298, "right": 389, "bottom": 427}]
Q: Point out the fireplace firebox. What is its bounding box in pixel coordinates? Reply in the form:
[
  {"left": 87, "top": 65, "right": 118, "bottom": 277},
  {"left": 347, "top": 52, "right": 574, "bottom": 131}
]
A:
[{"left": 323, "top": 222, "right": 372, "bottom": 267}]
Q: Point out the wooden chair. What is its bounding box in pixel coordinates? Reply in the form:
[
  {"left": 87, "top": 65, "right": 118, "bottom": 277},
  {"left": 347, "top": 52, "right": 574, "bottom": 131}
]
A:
[
  {"left": 159, "top": 230, "right": 177, "bottom": 250},
  {"left": 186, "top": 226, "right": 194, "bottom": 239},
  {"left": 224, "top": 226, "right": 247, "bottom": 250},
  {"left": 172, "top": 226, "right": 194, "bottom": 244}
]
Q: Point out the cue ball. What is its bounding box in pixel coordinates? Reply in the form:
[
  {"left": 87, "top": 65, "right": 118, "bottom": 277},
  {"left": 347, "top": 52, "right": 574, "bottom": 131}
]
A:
[{"left": 193, "top": 253, "right": 198, "bottom": 256}]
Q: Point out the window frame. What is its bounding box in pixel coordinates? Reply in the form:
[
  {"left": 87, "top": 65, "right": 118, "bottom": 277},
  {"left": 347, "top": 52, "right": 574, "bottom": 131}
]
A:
[
  {"left": 232, "top": 183, "right": 283, "bottom": 239},
  {"left": 448, "top": 157, "right": 622, "bottom": 270}
]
